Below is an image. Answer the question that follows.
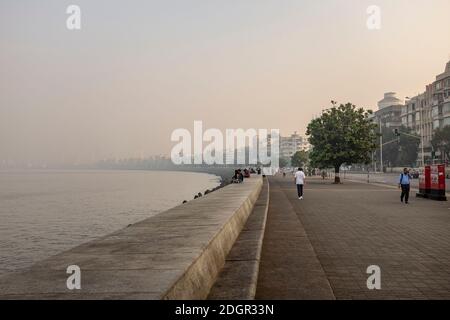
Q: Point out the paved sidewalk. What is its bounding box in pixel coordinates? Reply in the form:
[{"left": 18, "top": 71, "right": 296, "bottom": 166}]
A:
[
  {"left": 255, "top": 179, "right": 335, "bottom": 300},
  {"left": 256, "top": 176, "right": 450, "bottom": 300}
]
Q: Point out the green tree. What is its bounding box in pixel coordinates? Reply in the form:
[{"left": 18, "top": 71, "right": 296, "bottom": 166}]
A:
[
  {"left": 375, "top": 126, "right": 419, "bottom": 167},
  {"left": 279, "top": 157, "right": 289, "bottom": 168},
  {"left": 431, "top": 125, "right": 450, "bottom": 161},
  {"left": 291, "top": 150, "right": 309, "bottom": 168},
  {"left": 397, "top": 128, "right": 420, "bottom": 167},
  {"left": 306, "top": 102, "right": 378, "bottom": 183}
]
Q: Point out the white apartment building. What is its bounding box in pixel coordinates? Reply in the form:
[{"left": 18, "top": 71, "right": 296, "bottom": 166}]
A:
[
  {"left": 401, "top": 60, "right": 450, "bottom": 165},
  {"left": 431, "top": 60, "right": 450, "bottom": 129},
  {"left": 371, "top": 92, "right": 404, "bottom": 129},
  {"left": 280, "top": 132, "right": 309, "bottom": 160}
]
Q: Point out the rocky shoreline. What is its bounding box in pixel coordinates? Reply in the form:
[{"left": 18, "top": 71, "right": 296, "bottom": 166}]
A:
[{"left": 177, "top": 167, "right": 234, "bottom": 203}]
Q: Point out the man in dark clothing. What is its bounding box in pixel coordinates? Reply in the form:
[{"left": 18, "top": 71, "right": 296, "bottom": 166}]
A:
[{"left": 399, "top": 168, "right": 412, "bottom": 204}]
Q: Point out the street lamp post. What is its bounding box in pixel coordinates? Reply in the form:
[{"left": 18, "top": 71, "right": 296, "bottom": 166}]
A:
[
  {"left": 420, "top": 107, "right": 425, "bottom": 167},
  {"left": 379, "top": 119, "right": 383, "bottom": 172},
  {"left": 372, "top": 151, "right": 376, "bottom": 172}
]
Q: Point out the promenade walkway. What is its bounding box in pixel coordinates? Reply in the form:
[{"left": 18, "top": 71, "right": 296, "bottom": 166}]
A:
[{"left": 256, "top": 176, "right": 450, "bottom": 300}]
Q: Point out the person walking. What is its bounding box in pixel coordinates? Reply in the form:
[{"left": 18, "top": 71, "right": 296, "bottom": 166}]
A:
[
  {"left": 295, "top": 168, "right": 306, "bottom": 200},
  {"left": 399, "top": 168, "right": 412, "bottom": 204}
]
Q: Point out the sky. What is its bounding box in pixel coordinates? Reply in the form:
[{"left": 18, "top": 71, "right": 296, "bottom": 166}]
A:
[{"left": 1, "top": 0, "right": 450, "bottom": 165}]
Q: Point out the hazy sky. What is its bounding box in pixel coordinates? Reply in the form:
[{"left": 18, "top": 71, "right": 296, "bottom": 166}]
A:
[{"left": 1, "top": 0, "right": 450, "bottom": 165}]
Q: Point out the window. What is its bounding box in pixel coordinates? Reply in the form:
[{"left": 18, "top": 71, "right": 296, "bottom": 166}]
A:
[
  {"left": 444, "top": 117, "right": 450, "bottom": 127},
  {"left": 432, "top": 106, "right": 439, "bottom": 117},
  {"left": 444, "top": 102, "right": 450, "bottom": 114},
  {"left": 401, "top": 106, "right": 407, "bottom": 114},
  {"left": 416, "top": 112, "right": 421, "bottom": 121},
  {"left": 434, "top": 120, "right": 440, "bottom": 129}
]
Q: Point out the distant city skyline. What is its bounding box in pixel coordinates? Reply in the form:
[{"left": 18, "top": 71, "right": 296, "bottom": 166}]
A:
[{"left": 1, "top": 0, "right": 450, "bottom": 165}]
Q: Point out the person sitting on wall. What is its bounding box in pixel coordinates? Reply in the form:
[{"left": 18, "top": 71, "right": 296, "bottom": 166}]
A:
[
  {"left": 232, "top": 170, "right": 241, "bottom": 184},
  {"left": 238, "top": 169, "right": 244, "bottom": 182}
]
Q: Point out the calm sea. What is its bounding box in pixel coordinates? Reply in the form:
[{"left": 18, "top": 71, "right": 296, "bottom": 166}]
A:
[{"left": 0, "top": 170, "right": 220, "bottom": 278}]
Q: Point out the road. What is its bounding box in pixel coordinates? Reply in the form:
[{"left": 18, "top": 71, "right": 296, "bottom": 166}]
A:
[
  {"left": 342, "top": 172, "right": 450, "bottom": 192},
  {"left": 256, "top": 176, "right": 450, "bottom": 300}
]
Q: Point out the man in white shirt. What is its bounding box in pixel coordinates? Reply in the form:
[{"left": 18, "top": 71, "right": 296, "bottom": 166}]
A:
[{"left": 294, "top": 168, "right": 306, "bottom": 200}]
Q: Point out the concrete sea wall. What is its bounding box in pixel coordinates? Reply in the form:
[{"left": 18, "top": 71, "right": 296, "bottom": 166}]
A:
[
  {"left": 0, "top": 176, "right": 263, "bottom": 299},
  {"left": 208, "top": 178, "right": 269, "bottom": 299}
]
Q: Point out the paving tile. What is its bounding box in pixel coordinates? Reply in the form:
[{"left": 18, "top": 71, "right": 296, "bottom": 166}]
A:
[{"left": 256, "top": 176, "right": 450, "bottom": 300}]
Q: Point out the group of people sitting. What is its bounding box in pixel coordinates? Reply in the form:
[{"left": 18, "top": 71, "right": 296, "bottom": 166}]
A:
[{"left": 231, "top": 167, "right": 261, "bottom": 183}]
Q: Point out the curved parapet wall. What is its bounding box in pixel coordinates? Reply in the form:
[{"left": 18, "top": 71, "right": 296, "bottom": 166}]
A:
[
  {"left": 208, "top": 178, "right": 269, "bottom": 300},
  {"left": 0, "top": 176, "right": 263, "bottom": 300}
]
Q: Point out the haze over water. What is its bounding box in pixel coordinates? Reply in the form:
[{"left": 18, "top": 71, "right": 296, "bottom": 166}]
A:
[
  {"left": 1, "top": 0, "right": 450, "bottom": 166},
  {"left": 0, "top": 170, "right": 220, "bottom": 278}
]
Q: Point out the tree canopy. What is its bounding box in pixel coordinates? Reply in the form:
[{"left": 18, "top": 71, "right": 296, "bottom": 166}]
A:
[
  {"left": 291, "top": 150, "right": 309, "bottom": 169},
  {"left": 375, "top": 126, "right": 420, "bottom": 167},
  {"left": 279, "top": 157, "right": 289, "bottom": 168},
  {"left": 306, "top": 102, "right": 378, "bottom": 183},
  {"left": 431, "top": 125, "right": 450, "bottom": 161}
]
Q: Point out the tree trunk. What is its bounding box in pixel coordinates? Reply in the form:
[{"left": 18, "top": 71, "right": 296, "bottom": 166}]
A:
[{"left": 334, "top": 165, "right": 341, "bottom": 184}]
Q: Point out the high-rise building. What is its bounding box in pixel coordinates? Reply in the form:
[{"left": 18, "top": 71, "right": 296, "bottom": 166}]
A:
[
  {"left": 401, "top": 91, "right": 433, "bottom": 165},
  {"left": 431, "top": 60, "right": 450, "bottom": 129},
  {"left": 400, "top": 59, "right": 450, "bottom": 165},
  {"left": 371, "top": 92, "right": 404, "bottom": 129},
  {"left": 280, "top": 132, "right": 309, "bottom": 160}
]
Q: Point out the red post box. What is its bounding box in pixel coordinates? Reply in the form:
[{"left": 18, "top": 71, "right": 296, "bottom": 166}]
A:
[
  {"left": 429, "top": 164, "right": 447, "bottom": 201},
  {"left": 416, "top": 166, "right": 431, "bottom": 198}
]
